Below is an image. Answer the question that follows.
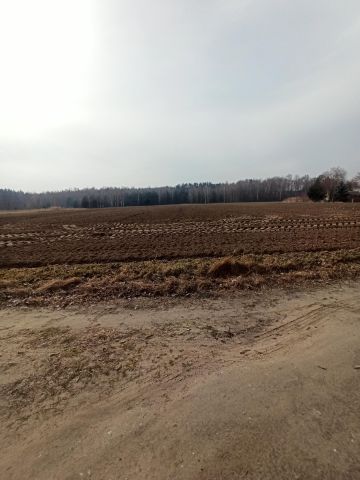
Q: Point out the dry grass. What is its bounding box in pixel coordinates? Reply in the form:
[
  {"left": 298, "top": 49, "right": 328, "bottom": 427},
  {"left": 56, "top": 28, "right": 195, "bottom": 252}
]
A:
[
  {"left": 1, "top": 325, "right": 147, "bottom": 414},
  {"left": 208, "top": 257, "right": 252, "bottom": 277},
  {"left": 0, "top": 248, "right": 360, "bottom": 306},
  {"left": 36, "top": 277, "right": 81, "bottom": 293},
  {"left": 0, "top": 279, "right": 16, "bottom": 289}
]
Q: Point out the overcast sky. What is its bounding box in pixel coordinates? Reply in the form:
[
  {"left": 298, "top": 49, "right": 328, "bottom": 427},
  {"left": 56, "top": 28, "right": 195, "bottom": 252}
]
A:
[{"left": 0, "top": 0, "right": 359, "bottom": 192}]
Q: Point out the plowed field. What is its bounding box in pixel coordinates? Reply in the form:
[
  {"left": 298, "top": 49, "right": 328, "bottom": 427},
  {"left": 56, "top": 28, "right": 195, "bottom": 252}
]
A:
[{"left": 1, "top": 203, "right": 360, "bottom": 267}]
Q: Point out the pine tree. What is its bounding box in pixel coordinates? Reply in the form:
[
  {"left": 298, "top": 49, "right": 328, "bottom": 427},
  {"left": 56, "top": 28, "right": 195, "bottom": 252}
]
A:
[
  {"left": 307, "top": 178, "right": 326, "bottom": 202},
  {"left": 81, "top": 196, "right": 90, "bottom": 208},
  {"left": 334, "top": 181, "right": 350, "bottom": 202}
]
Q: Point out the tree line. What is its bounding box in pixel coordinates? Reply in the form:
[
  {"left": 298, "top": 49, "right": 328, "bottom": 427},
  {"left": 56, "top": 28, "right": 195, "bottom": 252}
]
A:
[
  {"left": 307, "top": 167, "right": 359, "bottom": 202},
  {"left": 0, "top": 169, "right": 358, "bottom": 210}
]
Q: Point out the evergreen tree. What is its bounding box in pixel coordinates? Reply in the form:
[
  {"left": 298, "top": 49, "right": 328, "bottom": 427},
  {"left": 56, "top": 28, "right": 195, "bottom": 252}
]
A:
[
  {"left": 307, "top": 177, "right": 326, "bottom": 202},
  {"left": 334, "top": 181, "right": 350, "bottom": 202},
  {"left": 81, "top": 196, "right": 90, "bottom": 208}
]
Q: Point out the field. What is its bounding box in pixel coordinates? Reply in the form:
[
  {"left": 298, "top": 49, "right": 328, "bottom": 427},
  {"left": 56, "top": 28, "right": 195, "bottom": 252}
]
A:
[
  {"left": 1, "top": 203, "right": 360, "bottom": 479},
  {"left": 1, "top": 202, "right": 360, "bottom": 266},
  {"left": 1, "top": 202, "right": 360, "bottom": 305}
]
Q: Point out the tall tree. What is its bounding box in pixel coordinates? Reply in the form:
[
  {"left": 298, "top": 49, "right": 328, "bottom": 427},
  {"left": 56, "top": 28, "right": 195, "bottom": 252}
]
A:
[
  {"left": 308, "top": 177, "right": 326, "bottom": 202},
  {"left": 334, "top": 181, "right": 350, "bottom": 202}
]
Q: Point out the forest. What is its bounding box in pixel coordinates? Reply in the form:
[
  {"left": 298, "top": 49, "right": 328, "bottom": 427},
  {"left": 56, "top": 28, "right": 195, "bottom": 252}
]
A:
[{"left": 0, "top": 168, "right": 358, "bottom": 210}]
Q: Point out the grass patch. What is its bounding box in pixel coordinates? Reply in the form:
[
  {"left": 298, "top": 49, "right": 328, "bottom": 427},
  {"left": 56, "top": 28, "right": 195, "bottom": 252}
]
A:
[
  {"left": 208, "top": 257, "right": 252, "bottom": 277},
  {"left": 0, "top": 248, "right": 360, "bottom": 306}
]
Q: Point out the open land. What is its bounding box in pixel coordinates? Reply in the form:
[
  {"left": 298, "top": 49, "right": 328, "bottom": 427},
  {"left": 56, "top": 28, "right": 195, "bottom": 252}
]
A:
[
  {"left": 0, "top": 202, "right": 360, "bottom": 306},
  {"left": 1, "top": 203, "right": 360, "bottom": 479}
]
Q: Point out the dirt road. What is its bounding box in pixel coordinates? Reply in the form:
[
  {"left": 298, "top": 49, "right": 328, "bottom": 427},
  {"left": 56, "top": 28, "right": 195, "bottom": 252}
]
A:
[{"left": 1, "top": 282, "right": 360, "bottom": 479}]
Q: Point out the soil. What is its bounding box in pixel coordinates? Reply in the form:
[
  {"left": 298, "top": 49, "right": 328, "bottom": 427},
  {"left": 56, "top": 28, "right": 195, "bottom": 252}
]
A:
[
  {"left": 1, "top": 281, "right": 360, "bottom": 479},
  {"left": 1, "top": 203, "right": 360, "bottom": 307},
  {"left": 1, "top": 203, "right": 360, "bottom": 267}
]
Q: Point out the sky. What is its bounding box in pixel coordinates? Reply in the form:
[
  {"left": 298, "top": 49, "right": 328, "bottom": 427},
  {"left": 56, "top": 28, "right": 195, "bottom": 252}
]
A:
[{"left": 0, "top": 0, "right": 359, "bottom": 192}]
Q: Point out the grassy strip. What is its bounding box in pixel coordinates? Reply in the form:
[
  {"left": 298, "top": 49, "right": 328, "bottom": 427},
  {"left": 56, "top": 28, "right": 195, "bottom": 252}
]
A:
[{"left": 0, "top": 248, "right": 360, "bottom": 306}]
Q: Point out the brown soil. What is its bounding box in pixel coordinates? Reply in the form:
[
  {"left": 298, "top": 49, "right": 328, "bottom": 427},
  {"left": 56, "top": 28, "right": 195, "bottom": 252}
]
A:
[
  {"left": 1, "top": 203, "right": 360, "bottom": 267},
  {"left": 0, "top": 282, "right": 359, "bottom": 479}
]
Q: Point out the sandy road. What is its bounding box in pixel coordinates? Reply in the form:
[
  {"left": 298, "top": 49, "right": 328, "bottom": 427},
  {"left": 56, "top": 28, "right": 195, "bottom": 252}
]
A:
[{"left": 0, "top": 281, "right": 360, "bottom": 479}]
